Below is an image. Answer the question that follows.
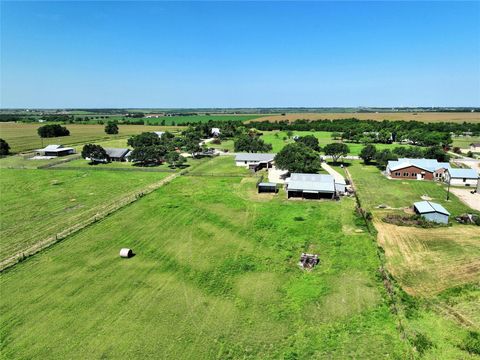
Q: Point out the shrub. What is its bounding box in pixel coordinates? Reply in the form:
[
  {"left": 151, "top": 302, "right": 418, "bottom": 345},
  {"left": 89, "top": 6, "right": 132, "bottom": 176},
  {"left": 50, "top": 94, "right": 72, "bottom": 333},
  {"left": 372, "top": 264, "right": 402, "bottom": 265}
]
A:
[{"left": 0, "top": 138, "right": 10, "bottom": 155}]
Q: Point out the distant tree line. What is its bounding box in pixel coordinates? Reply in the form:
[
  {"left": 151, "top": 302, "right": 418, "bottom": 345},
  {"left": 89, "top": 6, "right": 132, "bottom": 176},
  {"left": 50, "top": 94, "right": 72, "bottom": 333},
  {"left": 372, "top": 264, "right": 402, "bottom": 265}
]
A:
[{"left": 359, "top": 144, "right": 450, "bottom": 168}]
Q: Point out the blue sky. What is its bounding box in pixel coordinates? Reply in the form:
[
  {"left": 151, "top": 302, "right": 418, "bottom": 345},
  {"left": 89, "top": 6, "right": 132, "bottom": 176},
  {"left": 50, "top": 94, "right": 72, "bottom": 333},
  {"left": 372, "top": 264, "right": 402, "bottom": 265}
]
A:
[{"left": 1, "top": 1, "right": 479, "bottom": 108}]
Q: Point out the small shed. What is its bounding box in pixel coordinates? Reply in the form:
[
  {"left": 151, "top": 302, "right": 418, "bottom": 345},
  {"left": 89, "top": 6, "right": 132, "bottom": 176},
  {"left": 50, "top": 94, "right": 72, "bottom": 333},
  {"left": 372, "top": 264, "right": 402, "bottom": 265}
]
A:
[
  {"left": 413, "top": 201, "right": 450, "bottom": 224},
  {"left": 120, "top": 248, "right": 133, "bottom": 258},
  {"left": 258, "top": 182, "right": 277, "bottom": 193}
]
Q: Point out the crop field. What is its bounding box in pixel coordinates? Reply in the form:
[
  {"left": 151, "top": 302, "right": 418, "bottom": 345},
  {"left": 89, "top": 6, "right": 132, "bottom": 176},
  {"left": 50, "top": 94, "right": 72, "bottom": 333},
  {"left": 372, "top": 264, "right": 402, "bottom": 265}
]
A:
[
  {"left": 0, "top": 123, "right": 179, "bottom": 153},
  {"left": 260, "top": 130, "right": 418, "bottom": 155},
  {"left": 0, "top": 168, "right": 171, "bottom": 262},
  {"left": 0, "top": 156, "right": 411, "bottom": 359},
  {"left": 251, "top": 112, "right": 480, "bottom": 123}
]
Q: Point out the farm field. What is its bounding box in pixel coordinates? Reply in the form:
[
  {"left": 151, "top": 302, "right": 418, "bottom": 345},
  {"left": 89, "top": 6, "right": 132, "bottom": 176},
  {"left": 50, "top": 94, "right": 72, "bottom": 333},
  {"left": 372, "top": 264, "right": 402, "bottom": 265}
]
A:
[
  {"left": 0, "top": 123, "right": 179, "bottom": 153},
  {"left": 0, "top": 157, "right": 411, "bottom": 359},
  {"left": 0, "top": 168, "right": 171, "bottom": 262},
  {"left": 260, "top": 130, "right": 419, "bottom": 155},
  {"left": 251, "top": 112, "right": 480, "bottom": 123},
  {"left": 141, "top": 114, "right": 263, "bottom": 125}
]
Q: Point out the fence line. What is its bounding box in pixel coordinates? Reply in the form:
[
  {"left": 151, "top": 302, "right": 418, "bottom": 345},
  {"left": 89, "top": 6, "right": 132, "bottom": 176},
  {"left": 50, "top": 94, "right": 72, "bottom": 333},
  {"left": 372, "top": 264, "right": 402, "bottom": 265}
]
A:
[
  {"left": 0, "top": 172, "right": 181, "bottom": 272},
  {"left": 344, "top": 167, "right": 414, "bottom": 358},
  {"left": 45, "top": 165, "right": 177, "bottom": 173}
]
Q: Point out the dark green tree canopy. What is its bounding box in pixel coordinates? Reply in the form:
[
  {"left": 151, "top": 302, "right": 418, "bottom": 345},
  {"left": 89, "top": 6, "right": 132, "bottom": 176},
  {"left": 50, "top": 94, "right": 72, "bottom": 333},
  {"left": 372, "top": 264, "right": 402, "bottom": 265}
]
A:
[
  {"left": 234, "top": 134, "right": 272, "bottom": 153},
  {"left": 0, "top": 138, "right": 10, "bottom": 156},
  {"left": 81, "top": 144, "right": 108, "bottom": 163},
  {"left": 374, "top": 149, "right": 398, "bottom": 168},
  {"left": 359, "top": 144, "right": 377, "bottom": 164},
  {"left": 104, "top": 121, "right": 119, "bottom": 135},
  {"left": 37, "top": 124, "right": 70, "bottom": 138},
  {"left": 130, "top": 145, "right": 167, "bottom": 166},
  {"left": 274, "top": 143, "right": 321, "bottom": 173},
  {"left": 323, "top": 143, "right": 349, "bottom": 162},
  {"left": 165, "top": 151, "right": 186, "bottom": 168},
  {"left": 127, "top": 132, "right": 161, "bottom": 148},
  {"left": 296, "top": 135, "right": 320, "bottom": 151}
]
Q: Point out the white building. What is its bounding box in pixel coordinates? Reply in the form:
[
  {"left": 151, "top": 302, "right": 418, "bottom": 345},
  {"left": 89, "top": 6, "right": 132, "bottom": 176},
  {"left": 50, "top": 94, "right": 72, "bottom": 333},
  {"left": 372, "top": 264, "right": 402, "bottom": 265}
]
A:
[
  {"left": 211, "top": 128, "right": 221, "bottom": 137},
  {"left": 235, "top": 153, "right": 275, "bottom": 169},
  {"left": 445, "top": 168, "right": 479, "bottom": 187}
]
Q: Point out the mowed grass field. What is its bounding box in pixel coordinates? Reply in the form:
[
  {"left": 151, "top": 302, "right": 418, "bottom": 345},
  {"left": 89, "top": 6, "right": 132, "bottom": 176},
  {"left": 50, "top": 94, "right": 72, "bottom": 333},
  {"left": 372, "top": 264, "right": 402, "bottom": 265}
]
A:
[
  {"left": 451, "top": 135, "right": 480, "bottom": 149},
  {"left": 0, "top": 123, "right": 180, "bottom": 153},
  {"left": 260, "top": 130, "right": 418, "bottom": 155},
  {"left": 346, "top": 162, "right": 480, "bottom": 297},
  {"left": 0, "top": 156, "right": 410, "bottom": 359},
  {"left": 0, "top": 169, "right": 171, "bottom": 262},
  {"left": 251, "top": 112, "right": 480, "bottom": 123}
]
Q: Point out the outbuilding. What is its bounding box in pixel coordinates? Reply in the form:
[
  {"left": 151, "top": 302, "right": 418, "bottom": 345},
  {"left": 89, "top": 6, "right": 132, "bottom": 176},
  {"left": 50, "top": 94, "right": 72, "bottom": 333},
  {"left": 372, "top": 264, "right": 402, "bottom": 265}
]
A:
[
  {"left": 258, "top": 182, "right": 278, "bottom": 193},
  {"left": 445, "top": 168, "right": 479, "bottom": 187},
  {"left": 35, "top": 144, "right": 75, "bottom": 157},
  {"left": 286, "top": 173, "right": 336, "bottom": 199},
  {"left": 413, "top": 201, "right": 450, "bottom": 224},
  {"left": 235, "top": 153, "right": 276, "bottom": 171}
]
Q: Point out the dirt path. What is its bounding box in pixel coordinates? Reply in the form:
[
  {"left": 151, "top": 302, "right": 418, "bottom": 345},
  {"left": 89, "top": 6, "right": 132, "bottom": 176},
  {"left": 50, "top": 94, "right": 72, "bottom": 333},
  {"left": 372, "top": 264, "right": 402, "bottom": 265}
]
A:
[
  {"left": 449, "top": 188, "right": 480, "bottom": 211},
  {"left": 321, "top": 162, "right": 346, "bottom": 183},
  {"left": 0, "top": 172, "right": 180, "bottom": 272}
]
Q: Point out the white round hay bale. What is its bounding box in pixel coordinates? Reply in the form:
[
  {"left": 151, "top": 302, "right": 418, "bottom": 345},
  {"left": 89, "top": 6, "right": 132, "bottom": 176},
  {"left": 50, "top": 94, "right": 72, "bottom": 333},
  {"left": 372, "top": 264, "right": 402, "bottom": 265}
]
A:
[{"left": 119, "top": 248, "right": 133, "bottom": 258}]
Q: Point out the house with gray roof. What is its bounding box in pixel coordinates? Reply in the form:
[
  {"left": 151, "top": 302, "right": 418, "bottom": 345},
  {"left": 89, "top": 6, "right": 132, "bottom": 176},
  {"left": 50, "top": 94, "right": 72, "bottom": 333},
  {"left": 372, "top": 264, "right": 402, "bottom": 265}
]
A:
[
  {"left": 286, "top": 173, "right": 336, "bottom": 199},
  {"left": 413, "top": 201, "right": 450, "bottom": 224},
  {"left": 386, "top": 158, "right": 451, "bottom": 181},
  {"left": 445, "top": 168, "right": 479, "bottom": 187},
  {"left": 105, "top": 148, "right": 131, "bottom": 162},
  {"left": 235, "top": 153, "right": 276, "bottom": 171}
]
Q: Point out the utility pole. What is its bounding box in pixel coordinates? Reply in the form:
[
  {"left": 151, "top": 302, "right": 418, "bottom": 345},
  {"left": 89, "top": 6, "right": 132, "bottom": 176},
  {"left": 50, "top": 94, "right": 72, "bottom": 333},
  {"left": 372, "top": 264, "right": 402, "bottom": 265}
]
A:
[{"left": 446, "top": 174, "right": 451, "bottom": 201}]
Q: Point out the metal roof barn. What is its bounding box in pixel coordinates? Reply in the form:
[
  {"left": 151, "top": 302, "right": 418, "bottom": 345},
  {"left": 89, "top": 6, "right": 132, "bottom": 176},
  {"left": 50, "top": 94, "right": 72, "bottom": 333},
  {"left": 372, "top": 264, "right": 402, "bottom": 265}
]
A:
[
  {"left": 413, "top": 201, "right": 450, "bottom": 224},
  {"left": 287, "top": 173, "right": 336, "bottom": 199}
]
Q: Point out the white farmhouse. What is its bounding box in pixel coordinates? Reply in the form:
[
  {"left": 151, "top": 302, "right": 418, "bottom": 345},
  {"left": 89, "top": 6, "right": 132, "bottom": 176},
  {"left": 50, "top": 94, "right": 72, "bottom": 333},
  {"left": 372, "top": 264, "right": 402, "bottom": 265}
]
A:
[{"left": 445, "top": 168, "right": 479, "bottom": 187}]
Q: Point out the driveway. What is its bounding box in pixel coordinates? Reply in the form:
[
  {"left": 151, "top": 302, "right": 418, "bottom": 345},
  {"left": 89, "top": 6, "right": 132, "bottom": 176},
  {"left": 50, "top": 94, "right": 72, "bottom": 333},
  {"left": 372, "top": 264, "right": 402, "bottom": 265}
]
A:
[{"left": 449, "top": 188, "right": 480, "bottom": 211}]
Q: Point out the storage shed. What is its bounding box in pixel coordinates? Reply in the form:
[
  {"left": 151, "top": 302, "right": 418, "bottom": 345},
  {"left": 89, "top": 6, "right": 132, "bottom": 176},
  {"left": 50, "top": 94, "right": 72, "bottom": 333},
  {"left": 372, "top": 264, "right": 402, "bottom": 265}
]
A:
[
  {"left": 120, "top": 248, "right": 133, "bottom": 258},
  {"left": 35, "top": 144, "right": 75, "bottom": 157},
  {"left": 413, "top": 201, "right": 450, "bottom": 224},
  {"left": 286, "top": 173, "right": 336, "bottom": 199},
  {"left": 258, "top": 182, "right": 277, "bottom": 193}
]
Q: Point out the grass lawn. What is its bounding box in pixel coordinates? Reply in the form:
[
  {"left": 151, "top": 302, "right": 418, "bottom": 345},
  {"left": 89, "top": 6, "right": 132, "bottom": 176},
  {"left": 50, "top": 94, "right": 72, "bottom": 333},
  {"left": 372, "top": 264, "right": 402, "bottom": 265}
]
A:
[
  {"left": 0, "top": 169, "right": 171, "bottom": 261},
  {"left": 208, "top": 139, "right": 235, "bottom": 152},
  {"left": 260, "top": 130, "right": 419, "bottom": 155},
  {"left": 451, "top": 136, "right": 480, "bottom": 149},
  {"left": 0, "top": 123, "right": 179, "bottom": 153},
  {"left": 346, "top": 161, "right": 472, "bottom": 216},
  {"left": 0, "top": 153, "right": 80, "bottom": 169},
  {"left": 0, "top": 157, "right": 411, "bottom": 359}
]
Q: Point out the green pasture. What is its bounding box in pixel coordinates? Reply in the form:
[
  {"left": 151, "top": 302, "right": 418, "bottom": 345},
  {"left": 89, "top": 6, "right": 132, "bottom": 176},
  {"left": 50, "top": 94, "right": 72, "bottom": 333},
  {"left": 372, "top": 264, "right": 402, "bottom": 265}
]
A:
[
  {"left": 0, "top": 157, "right": 410, "bottom": 359},
  {"left": 260, "top": 131, "right": 419, "bottom": 155},
  {"left": 0, "top": 169, "right": 170, "bottom": 261},
  {"left": 451, "top": 136, "right": 480, "bottom": 149},
  {"left": 0, "top": 123, "right": 177, "bottom": 153}
]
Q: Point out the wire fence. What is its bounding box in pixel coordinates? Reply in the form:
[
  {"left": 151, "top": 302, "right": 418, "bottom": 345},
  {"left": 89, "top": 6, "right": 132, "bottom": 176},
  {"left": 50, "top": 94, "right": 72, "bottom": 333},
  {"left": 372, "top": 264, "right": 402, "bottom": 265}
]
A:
[{"left": 0, "top": 172, "right": 179, "bottom": 272}]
